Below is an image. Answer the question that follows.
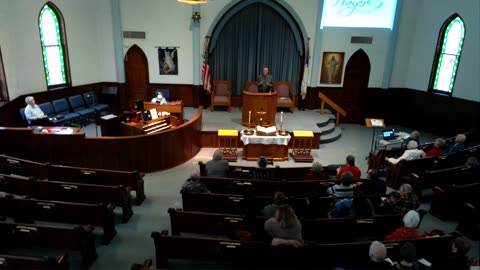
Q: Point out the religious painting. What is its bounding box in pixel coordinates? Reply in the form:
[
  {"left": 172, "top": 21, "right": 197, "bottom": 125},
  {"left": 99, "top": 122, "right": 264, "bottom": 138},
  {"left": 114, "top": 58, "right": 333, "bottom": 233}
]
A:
[
  {"left": 320, "top": 52, "right": 345, "bottom": 84},
  {"left": 158, "top": 47, "right": 178, "bottom": 75}
]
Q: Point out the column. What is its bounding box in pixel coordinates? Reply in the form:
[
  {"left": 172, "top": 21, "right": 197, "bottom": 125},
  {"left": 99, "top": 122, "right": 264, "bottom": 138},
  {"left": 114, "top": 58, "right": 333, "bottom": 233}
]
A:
[{"left": 111, "top": 0, "right": 124, "bottom": 82}]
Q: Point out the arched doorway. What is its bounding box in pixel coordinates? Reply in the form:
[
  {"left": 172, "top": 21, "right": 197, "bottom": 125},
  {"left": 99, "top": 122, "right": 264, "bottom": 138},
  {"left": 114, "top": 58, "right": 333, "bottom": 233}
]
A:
[
  {"left": 342, "top": 49, "right": 371, "bottom": 124},
  {"left": 209, "top": 0, "right": 304, "bottom": 97},
  {"left": 124, "top": 45, "right": 149, "bottom": 107}
]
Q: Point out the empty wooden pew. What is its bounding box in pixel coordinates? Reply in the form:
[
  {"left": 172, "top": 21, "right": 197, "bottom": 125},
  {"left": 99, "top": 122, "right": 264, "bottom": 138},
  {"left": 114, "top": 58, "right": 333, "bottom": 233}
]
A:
[
  {"left": 0, "top": 154, "right": 50, "bottom": 179},
  {"left": 409, "top": 165, "right": 468, "bottom": 196},
  {"left": 181, "top": 192, "right": 384, "bottom": 217},
  {"left": 0, "top": 196, "right": 117, "bottom": 244},
  {"left": 151, "top": 230, "right": 453, "bottom": 269},
  {"left": 0, "top": 173, "right": 133, "bottom": 223},
  {"left": 48, "top": 164, "right": 146, "bottom": 205},
  {"left": 457, "top": 201, "right": 480, "bottom": 240},
  {"left": 168, "top": 208, "right": 403, "bottom": 242},
  {"left": 0, "top": 253, "right": 68, "bottom": 270},
  {"left": 0, "top": 221, "right": 97, "bottom": 269},
  {"left": 429, "top": 183, "right": 480, "bottom": 221}
]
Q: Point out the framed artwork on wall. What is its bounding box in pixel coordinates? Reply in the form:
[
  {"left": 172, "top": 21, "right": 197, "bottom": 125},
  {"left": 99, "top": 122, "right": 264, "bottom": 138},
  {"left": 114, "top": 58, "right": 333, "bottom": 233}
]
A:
[
  {"left": 158, "top": 47, "right": 178, "bottom": 75},
  {"left": 320, "top": 52, "right": 345, "bottom": 84}
]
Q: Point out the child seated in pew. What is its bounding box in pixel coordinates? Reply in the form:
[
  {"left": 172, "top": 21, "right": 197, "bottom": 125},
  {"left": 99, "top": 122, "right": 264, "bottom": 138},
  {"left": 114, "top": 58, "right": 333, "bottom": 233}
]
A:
[{"left": 393, "top": 242, "right": 420, "bottom": 270}]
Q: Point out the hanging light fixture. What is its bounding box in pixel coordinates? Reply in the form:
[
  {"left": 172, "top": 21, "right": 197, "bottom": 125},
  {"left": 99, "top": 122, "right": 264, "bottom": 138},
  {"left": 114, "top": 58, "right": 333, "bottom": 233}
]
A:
[{"left": 177, "top": 0, "right": 208, "bottom": 4}]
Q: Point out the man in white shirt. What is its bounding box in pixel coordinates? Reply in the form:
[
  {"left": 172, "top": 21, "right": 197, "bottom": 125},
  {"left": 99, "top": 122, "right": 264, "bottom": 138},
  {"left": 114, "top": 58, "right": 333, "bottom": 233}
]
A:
[
  {"left": 387, "top": 141, "right": 426, "bottom": 164},
  {"left": 24, "top": 96, "right": 50, "bottom": 126},
  {"left": 151, "top": 91, "right": 168, "bottom": 105}
]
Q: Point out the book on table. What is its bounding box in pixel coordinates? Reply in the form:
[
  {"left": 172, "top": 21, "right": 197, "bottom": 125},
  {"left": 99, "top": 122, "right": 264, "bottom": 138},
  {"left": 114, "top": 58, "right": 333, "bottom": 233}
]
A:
[{"left": 256, "top": 125, "right": 277, "bottom": 136}]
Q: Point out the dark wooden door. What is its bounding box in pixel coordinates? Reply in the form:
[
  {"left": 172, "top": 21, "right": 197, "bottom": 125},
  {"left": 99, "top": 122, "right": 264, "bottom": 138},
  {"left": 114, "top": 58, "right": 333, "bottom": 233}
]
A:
[
  {"left": 124, "top": 45, "right": 149, "bottom": 107},
  {"left": 342, "top": 49, "right": 371, "bottom": 124}
]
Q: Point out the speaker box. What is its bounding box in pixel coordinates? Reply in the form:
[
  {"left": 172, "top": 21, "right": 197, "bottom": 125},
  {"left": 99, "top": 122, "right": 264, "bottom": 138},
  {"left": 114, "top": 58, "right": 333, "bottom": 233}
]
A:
[
  {"left": 123, "top": 111, "right": 131, "bottom": 123},
  {"left": 133, "top": 99, "right": 144, "bottom": 111}
]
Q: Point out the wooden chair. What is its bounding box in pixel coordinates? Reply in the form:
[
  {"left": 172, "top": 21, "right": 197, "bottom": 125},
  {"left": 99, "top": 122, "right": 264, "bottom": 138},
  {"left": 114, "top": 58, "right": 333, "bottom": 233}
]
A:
[
  {"left": 275, "top": 81, "right": 294, "bottom": 112},
  {"left": 211, "top": 80, "right": 231, "bottom": 112},
  {"left": 245, "top": 81, "right": 258, "bottom": 92}
]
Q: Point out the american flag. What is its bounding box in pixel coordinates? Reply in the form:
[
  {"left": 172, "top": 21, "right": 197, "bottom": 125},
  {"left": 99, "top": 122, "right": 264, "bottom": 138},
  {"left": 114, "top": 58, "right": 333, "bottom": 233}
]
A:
[{"left": 202, "top": 37, "right": 211, "bottom": 93}]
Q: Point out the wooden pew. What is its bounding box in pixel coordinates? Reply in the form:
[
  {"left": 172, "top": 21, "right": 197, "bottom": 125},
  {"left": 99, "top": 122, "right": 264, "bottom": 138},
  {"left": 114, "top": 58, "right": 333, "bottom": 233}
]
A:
[
  {"left": 0, "top": 173, "right": 133, "bottom": 223},
  {"left": 49, "top": 164, "right": 146, "bottom": 205},
  {"left": 200, "top": 176, "right": 341, "bottom": 197},
  {"left": 0, "top": 196, "right": 117, "bottom": 244},
  {"left": 408, "top": 166, "right": 468, "bottom": 197},
  {"left": 0, "top": 221, "right": 97, "bottom": 269},
  {"left": 151, "top": 230, "right": 453, "bottom": 269},
  {"left": 181, "top": 192, "right": 384, "bottom": 217},
  {"left": 168, "top": 208, "right": 403, "bottom": 243},
  {"left": 0, "top": 154, "right": 50, "bottom": 179},
  {"left": 456, "top": 201, "right": 480, "bottom": 240},
  {"left": 429, "top": 183, "right": 480, "bottom": 221},
  {"left": 0, "top": 253, "right": 69, "bottom": 270}
]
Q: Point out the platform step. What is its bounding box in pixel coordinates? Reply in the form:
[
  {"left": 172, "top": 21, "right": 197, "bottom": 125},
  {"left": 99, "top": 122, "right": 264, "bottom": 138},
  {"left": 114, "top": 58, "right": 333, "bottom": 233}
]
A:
[
  {"left": 320, "top": 127, "right": 342, "bottom": 144},
  {"left": 318, "top": 122, "right": 336, "bottom": 135}
]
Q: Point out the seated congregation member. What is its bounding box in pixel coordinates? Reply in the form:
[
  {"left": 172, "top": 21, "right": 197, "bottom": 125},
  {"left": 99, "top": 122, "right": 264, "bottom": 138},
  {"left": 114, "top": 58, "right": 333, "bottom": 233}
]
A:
[
  {"left": 381, "top": 184, "right": 420, "bottom": 214},
  {"left": 264, "top": 204, "right": 303, "bottom": 248},
  {"left": 151, "top": 91, "right": 167, "bottom": 104},
  {"left": 305, "top": 184, "right": 330, "bottom": 218},
  {"left": 328, "top": 171, "right": 354, "bottom": 197},
  {"left": 24, "top": 96, "right": 51, "bottom": 126},
  {"left": 386, "top": 141, "right": 426, "bottom": 165},
  {"left": 461, "top": 157, "right": 480, "bottom": 183},
  {"left": 303, "top": 162, "right": 328, "bottom": 180},
  {"left": 404, "top": 130, "right": 420, "bottom": 146},
  {"left": 356, "top": 169, "right": 387, "bottom": 195},
  {"left": 425, "top": 138, "right": 446, "bottom": 157},
  {"left": 394, "top": 242, "right": 419, "bottom": 270},
  {"left": 353, "top": 241, "right": 392, "bottom": 269},
  {"left": 205, "top": 150, "right": 230, "bottom": 178},
  {"left": 385, "top": 210, "right": 421, "bottom": 241},
  {"left": 252, "top": 156, "right": 275, "bottom": 180},
  {"left": 444, "top": 133, "right": 467, "bottom": 154},
  {"left": 260, "top": 191, "right": 286, "bottom": 217},
  {"left": 180, "top": 172, "right": 209, "bottom": 193},
  {"left": 336, "top": 155, "right": 361, "bottom": 179},
  {"left": 330, "top": 191, "right": 374, "bottom": 218},
  {"left": 433, "top": 236, "right": 471, "bottom": 270}
]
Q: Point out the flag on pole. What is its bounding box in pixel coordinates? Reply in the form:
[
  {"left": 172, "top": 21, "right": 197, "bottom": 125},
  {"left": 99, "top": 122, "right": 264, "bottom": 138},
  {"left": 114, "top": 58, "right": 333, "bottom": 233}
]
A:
[
  {"left": 300, "top": 38, "right": 310, "bottom": 100},
  {"left": 202, "top": 37, "right": 211, "bottom": 93}
]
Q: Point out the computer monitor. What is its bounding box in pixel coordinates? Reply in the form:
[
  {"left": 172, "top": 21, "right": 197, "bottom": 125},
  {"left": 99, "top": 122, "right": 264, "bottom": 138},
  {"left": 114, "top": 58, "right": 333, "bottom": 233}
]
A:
[{"left": 382, "top": 129, "right": 395, "bottom": 139}]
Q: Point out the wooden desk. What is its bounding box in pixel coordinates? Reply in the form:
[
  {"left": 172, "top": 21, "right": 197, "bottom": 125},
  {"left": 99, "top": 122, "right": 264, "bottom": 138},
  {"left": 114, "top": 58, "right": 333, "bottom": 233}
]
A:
[
  {"left": 242, "top": 91, "right": 277, "bottom": 127},
  {"left": 144, "top": 101, "right": 184, "bottom": 124}
]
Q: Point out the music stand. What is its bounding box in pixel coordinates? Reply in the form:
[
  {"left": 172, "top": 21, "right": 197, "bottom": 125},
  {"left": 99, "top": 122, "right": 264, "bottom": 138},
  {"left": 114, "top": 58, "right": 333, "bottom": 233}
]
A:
[{"left": 365, "top": 118, "right": 385, "bottom": 153}]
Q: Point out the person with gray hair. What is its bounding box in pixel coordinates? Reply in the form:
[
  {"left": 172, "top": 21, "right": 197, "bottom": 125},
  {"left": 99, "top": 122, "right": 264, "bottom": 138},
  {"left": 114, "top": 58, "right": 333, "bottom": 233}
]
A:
[
  {"left": 404, "top": 130, "right": 420, "bottom": 146},
  {"left": 205, "top": 150, "right": 230, "bottom": 178},
  {"left": 426, "top": 138, "right": 446, "bottom": 157},
  {"left": 385, "top": 210, "right": 421, "bottom": 241},
  {"left": 387, "top": 141, "right": 426, "bottom": 164},
  {"left": 180, "top": 172, "right": 209, "bottom": 193},
  {"left": 444, "top": 133, "right": 467, "bottom": 154},
  {"left": 381, "top": 183, "right": 420, "bottom": 214},
  {"left": 24, "top": 96, "right": 50, "bottom": 126},
  {"left": 303, "top": 162, "right": 328, "bottom": 180}
]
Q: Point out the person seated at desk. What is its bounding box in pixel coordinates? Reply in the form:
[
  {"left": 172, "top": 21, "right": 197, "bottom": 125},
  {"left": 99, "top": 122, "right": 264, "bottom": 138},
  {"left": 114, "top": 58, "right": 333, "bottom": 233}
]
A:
[
  {"left": 256, "top": 67, "right": 273, "bottom": 93},
  {"left": 24, "top": 96, "right": 51, "bottom": 126},
  {"left": 386, "top": 141, "right": 426, "bottom": 165},
  {"left": 425, "top": 138, "right": 446, "bottom": 157},
  {"left": 443, "top": 134, "right": 467, "bottom": 154},
  {"left": 205, "top": 150, "right": 230, "bottom": 178},
  {"left": 151, "top": 91, "right": 168, "bottom": 105}
]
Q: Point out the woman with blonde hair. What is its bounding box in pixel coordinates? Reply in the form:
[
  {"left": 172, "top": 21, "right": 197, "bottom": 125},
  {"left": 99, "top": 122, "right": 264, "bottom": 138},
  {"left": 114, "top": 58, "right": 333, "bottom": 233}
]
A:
[{"left": 264, "top": 204, "right": 303, "bottom": 247}]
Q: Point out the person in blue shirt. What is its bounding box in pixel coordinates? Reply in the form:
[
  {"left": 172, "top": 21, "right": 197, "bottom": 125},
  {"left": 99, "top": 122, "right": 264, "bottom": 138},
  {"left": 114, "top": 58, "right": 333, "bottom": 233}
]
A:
[{"left": 444, "top": 134, "right": 467, "bottom": 154}]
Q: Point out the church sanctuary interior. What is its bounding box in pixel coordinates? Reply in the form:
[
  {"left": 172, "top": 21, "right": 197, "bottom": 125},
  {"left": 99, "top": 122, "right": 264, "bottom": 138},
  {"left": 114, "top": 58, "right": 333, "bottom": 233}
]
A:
[{"left": 1, "top": 0, "right": 480, "bottom": 269}]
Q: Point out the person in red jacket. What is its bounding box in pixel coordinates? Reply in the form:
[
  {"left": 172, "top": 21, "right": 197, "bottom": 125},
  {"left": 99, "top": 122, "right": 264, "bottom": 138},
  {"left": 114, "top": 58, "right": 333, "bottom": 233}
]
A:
[
  {"left": 385, "top": 210, "right": 421, "bottom": 241},
  {"left": 336, "top": 155, "right": 361, "bottom": 179},
  {"left": 425, "top": 138, "right": 446, "bottom": 157}
]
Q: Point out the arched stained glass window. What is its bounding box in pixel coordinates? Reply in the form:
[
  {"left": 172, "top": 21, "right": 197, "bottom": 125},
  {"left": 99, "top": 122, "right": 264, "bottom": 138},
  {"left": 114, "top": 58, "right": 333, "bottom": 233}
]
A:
[
  {"left": 39, "top": 3, "right": 70, "bottom": 88},
  {"left": 430, "top": 15, "right": 465, "bottom": 95}
]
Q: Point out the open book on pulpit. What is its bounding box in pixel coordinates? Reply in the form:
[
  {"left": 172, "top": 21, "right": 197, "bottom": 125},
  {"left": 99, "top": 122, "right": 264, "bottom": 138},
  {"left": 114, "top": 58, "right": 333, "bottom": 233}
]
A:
[{"left": 256, "top": 125, "right": 277, "bottom": 136}]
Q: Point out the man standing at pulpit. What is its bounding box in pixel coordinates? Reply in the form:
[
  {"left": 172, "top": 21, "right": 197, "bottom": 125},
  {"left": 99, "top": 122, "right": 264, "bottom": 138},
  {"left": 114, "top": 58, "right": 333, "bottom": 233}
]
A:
[{"left": 257, "top": 67, "right": 273, "bottom": 93}]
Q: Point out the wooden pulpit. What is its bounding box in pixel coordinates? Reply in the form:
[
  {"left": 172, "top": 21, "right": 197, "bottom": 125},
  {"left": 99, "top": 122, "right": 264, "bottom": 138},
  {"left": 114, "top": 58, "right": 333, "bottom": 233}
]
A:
[{"left": 242, "top": 90, "right": 277, "bottom": 127}]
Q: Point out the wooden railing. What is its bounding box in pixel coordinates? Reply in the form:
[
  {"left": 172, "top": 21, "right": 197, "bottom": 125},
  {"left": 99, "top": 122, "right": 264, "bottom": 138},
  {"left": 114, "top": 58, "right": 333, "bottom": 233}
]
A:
[{"left": 318, "top": 92, "right": 347, "bottom": 127}]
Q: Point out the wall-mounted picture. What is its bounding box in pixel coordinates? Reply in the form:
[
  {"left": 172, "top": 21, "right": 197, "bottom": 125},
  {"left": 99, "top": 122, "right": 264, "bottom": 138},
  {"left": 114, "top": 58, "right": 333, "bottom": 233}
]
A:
[
  {"left": 320, "top": 52, "right": 345, "bottom": 84},
  {"left": 158, "top": 47, "right": 178, "bottom": 75}
]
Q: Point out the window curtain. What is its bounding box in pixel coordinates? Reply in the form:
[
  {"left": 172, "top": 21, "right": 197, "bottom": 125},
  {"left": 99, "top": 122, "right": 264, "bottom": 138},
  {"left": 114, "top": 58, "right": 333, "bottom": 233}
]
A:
[{"left": 209, "top": 3, "right": 302, "bottom": 96}]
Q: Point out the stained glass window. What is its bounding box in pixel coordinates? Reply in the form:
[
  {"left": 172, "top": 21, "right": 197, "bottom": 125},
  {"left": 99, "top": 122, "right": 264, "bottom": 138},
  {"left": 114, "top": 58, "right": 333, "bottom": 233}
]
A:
[
  {"left": 431, "top": 16, "right": 465, "bottom": 95},
  {"left": 39, "top": 4, "right": 68, "bottom": 87}
]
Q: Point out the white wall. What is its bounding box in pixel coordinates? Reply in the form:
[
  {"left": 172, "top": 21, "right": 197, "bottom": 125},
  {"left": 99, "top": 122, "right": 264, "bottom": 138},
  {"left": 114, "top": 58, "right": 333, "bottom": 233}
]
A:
[
  {"left": 317, "top": 27, "right": 391, "bottom": 87},
  {"left": 391, "top": 0, "right": 480, "bottom": 102},
  {"left": 0, "top": 0, "right": 116, "bottom": 99}
]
